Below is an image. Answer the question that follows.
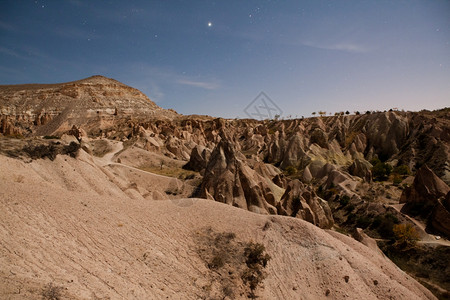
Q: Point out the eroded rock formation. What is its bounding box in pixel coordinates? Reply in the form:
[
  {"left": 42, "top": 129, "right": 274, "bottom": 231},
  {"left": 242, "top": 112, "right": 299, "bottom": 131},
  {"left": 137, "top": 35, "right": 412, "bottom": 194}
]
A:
[{"left": 400, "top": 165, "right": 450, "bottom": 237}]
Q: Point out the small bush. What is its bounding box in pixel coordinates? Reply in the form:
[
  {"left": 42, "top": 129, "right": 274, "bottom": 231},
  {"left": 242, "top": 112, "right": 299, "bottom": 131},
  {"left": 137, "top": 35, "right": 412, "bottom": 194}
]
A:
[
  {"left": 197, "top": 230, "right": 270, "bottom": 300},
  {"left": 208, "top": 254, "right": 225, "bottom": 269},
  {"left": 356, "top": 216, "right": 372, "bottom": 229},
  {"left": 371, "top": 216, "right": 382, "bottom": 229},
  {"left": 392, "top": 174, "right": 403, "bottom": 186},
  {"left": 222, "top": 285, "right": 234, "bottom": 298},
  {"left": 206, "top": 232, "right": 236, "bottom": 270},
  {"left": 41, "top": 283, "right": 63, "bottom": 300},
  {"left": 345, "top": 204, "right": 355, "bottom": 213},
  {"left": 393, "top": 223, "right": 420, "bottom": 250},
  {"left": 347, "top": 213, "right": 356, "bottom": 223},
  {"left": 339, "top": 195, "right": 350, "bottom": 207},
  {"left": 242, "top": 242, "right": 271, "bottom": 299},
  {"left": 377, "top": 213, "right": 399, "bottom": 239},
  {"left": 372, "top": 161, "right": 393, "bottom": 181},
  {"left": 284, "top": 166, "right": 297, "bottom": 176},
  {"left": 370, "top": 157, "right": 381, "bottom": 166},
  {"left": 244, "top": 242, "right": 271, "bottom": 268},
  {"left": 393, "top": 165, "right": 410, "bottom": 176}
]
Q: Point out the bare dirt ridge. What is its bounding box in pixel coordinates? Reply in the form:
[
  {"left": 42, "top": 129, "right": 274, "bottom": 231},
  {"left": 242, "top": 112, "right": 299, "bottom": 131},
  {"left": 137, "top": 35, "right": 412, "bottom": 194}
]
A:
[{"left": 0, "top": 153, "right": 436, "bottom": 299}]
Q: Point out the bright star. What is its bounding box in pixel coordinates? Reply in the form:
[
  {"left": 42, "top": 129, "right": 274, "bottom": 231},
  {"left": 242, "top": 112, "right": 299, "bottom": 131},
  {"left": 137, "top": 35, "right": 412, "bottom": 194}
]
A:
[{"left": 207, "top": 22, "right": 212, "bottom": 27}]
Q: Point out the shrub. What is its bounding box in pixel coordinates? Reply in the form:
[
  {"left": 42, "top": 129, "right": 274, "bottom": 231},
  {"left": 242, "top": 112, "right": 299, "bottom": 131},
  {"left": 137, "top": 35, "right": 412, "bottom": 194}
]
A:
[
  {"left": 208, "top": 254, "right": 225, "bottom": 269},
  {"left": 393, "top": 165, "right": 410, "bottom": 176},
  {"left": 370, "top": 157, "right": 381, "bottom": 166},
  {"left": 377, "top": 213, "right": 399, "bottom": 239},
  {"left": 356, "top": 216, "right": 372, "bottom": 229},
  {"left": 345, "top": 204, "right": 355, "bottom": 213},
  {"left": 244, "top": 242, "right": 271, "bottom": 268},
  {"left": 23, "top": 141, "right": 80, "bottom": 161},
  {"left": 393, "top": 223, "right": 420, "bottom": 250},
  {"left": 204, "top": 231, "right": 237, "bottom": 270},
  {"left": 339, "top": 195, "right": 350, "bottom": 207},
  {"left": 284, "top": 166, "right": 297, "bottom": 176},
  {"left": 371, "top": 216, "right": 382, "bottom": 229},
  {"left": 242, "top": 242, "right": 271, "bottom": 299},
  {"left": 347, "top": 213, "right": 356, "bottom": 223},
  {"left": 372, "top": 162, "right": 393, "bottom": 181},
  {"left": 392, "top": 174, "right": 403, "bottom": 186},
  {"left": 41, "top": 283, "right": 63, "bottom": 300}
]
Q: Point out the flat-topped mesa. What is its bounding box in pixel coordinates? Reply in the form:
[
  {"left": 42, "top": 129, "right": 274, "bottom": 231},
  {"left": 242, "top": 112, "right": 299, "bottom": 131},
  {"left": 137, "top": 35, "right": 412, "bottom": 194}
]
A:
[{"left": 0, "top": 75, "right": 177, "bottom": 136}]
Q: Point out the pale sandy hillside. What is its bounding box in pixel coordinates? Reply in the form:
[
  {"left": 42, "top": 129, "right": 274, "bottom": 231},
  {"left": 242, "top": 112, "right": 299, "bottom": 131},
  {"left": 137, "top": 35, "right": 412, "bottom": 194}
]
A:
[{"left": 0, "top": 152, "right": 436, "bottom": 299}]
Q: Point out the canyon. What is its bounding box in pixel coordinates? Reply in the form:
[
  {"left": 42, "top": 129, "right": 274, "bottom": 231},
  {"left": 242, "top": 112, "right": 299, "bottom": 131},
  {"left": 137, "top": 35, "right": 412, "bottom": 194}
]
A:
[{"left": 1, "top": 76, "right": 449, "bottom": 299}]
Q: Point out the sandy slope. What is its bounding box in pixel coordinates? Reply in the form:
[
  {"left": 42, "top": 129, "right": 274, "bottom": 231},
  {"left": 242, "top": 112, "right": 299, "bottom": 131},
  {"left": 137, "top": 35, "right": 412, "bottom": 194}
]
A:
[{"left": 0, "top": 154, "right": 436, "bottom": 299}]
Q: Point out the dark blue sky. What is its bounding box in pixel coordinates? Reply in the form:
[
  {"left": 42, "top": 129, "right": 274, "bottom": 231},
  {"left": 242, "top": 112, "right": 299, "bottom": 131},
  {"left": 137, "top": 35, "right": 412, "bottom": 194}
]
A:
[{"left": 1, "top": 1, "right": 449, "bottom": 118}]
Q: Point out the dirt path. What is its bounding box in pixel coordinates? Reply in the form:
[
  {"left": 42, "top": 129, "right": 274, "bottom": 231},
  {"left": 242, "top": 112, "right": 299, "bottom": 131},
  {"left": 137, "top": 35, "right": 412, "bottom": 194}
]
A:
[
  {"left": 94, "top": 140, "right": 124, "bottom": 166},
  {"left": 92, "top": 140, "right": 180, "bottom": 181},
  {"left": 390, "top": 204, "right": 450, "bottom": 247}
]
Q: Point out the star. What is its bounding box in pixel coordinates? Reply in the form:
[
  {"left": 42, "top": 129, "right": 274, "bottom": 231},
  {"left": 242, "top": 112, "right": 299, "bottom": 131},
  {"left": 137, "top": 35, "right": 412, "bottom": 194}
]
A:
[{"left": 207, "top": 22, "right": 213, "bottom": 27}]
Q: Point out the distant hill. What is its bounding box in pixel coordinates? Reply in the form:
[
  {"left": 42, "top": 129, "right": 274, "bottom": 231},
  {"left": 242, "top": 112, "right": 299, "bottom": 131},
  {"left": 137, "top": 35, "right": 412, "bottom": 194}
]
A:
[{"left": 0, "top": 75, "right": 177, "bottom": 136}]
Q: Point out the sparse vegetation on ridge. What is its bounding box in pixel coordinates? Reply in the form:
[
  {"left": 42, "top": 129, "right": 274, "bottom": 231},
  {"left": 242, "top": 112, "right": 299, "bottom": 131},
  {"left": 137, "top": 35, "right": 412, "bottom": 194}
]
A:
[
  {"left": 41, "top": 283, "right": 64, "bottom": 300},
  {"left": 196, "top": 228, "right": 271, "bottom": 299}
]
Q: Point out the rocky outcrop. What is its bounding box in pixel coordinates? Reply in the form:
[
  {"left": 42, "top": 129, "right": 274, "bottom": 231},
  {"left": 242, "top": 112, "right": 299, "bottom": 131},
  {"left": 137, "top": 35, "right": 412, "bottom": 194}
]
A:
[
  {"left": 400, "top": 165, "right": 450, "bottom": 237},
  {"left": 400, "top": 165, "right": 450, "bottom": 207},
  {"left": 431, "top": 191, "right": 450, "bottom": 238},
  {"left": 199, "top": 136, "right": 278, "bottom": 214},
  {"left": 183, "top": 145, "right": 212, "bottom": 172},
  {"left": 364, "top": 112, "right": 409, "bottom": 159},
  {"left": 280, "top": 133, "right": 308, "bottom": 169},
  {"left": 354, "top": 228, "right": 384, "bottom": 257},
  {"left": 348, "top": 159, "right": 372, "bottom": 182},
  {"left": 199, "top": 136, "right": 334, "bottom": 226},
  {"left": 68, "top": 125, "right": 88, "bottom": 142},
  {"left": 276, "top": 180, "right": 334, "bottom": 229}
]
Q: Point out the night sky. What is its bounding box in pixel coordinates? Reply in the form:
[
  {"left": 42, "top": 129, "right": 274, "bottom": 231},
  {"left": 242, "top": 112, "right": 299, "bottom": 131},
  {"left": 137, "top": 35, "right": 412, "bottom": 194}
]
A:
[{"left": 0, "top": 1, "right": 449, "bottom": 118}]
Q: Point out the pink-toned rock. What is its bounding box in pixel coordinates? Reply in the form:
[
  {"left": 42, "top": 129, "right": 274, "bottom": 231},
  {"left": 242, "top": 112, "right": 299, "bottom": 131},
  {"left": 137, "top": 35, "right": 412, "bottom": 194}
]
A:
[
  {"left": 354, "top": 228, "right": 384, "bottom": 257},
  {"left": 199, "top": 136, "right": 277, "bottom": 214},
  {"left": 349, "top": 159, "right": 372, "bottom": 182},
  {"left": 183, "top": 145, "right": 211, "bottom": 172},
  {"left": 400, "top": 165, "right": 450, "bottom": 206},
  {"left": 276, "top": 180, "right": 334, "bottom": 229},
  {"left": 400, "top": 165, "right": 450, "bottom": 237},
  {"left": 431, "top": 192, "right": 450, "bottom": 238}
]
